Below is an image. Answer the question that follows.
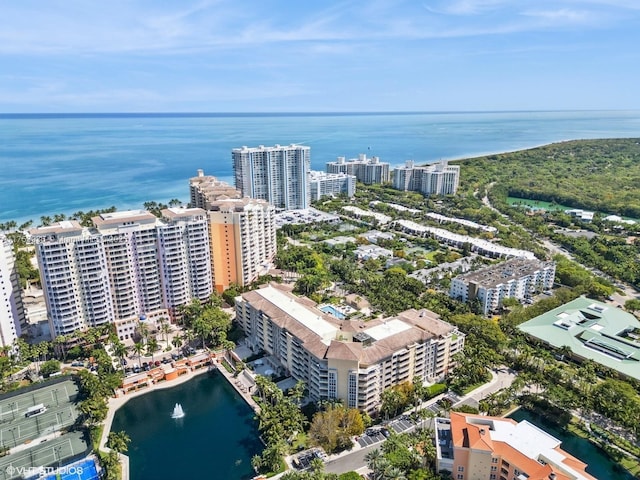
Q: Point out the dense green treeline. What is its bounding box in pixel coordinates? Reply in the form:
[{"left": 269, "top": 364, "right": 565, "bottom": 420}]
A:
[{"left": 454, "top": 138, "right": 640, "bottom": 217}]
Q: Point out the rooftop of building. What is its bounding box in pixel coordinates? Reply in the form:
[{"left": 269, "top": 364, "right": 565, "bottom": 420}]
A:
[
  {"left": 239, "top": 284, "right": 460, "bottom": 365},
  {"left": 29, "top": 220, "right": 84, "bottom": 236},
  {"left": 327, "top": 154, "right": 388, "bottom": 165},
  {"left": 342, "top": 206, "right": 392, "bottom": 224},
  {"left": 309, "top": 170, "right": 356, "bottom": 180},
  {"left": 447, "top": 412, "right": 596, "bottom": 480},
  {"left": 454, "top": 257, "right": 555, "bottom": 287},
  {"left": 92, "top": 209, "right": 157, "bottom": 227},
  {"left": 518, "top": 296, "right": 640, "bottom": 381},
  {"left": 395, "top": 219, "right": 536, "bottom": 259},
  {"left": 204, "top": 196, "right": 273, "bottom": 213},
  {"left": 395, "top": 159, "right": 459, "bottom": 172},
  {"left": 161, "top": 206, "right": 207, "bottom": 219},
  {"left": 232, "top": 144, "right": 309, "bottom": 152}
]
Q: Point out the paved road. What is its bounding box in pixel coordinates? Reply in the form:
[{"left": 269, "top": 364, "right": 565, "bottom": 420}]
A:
[{"left": 321, "top": 367, "right": 518, "bottom": 476}]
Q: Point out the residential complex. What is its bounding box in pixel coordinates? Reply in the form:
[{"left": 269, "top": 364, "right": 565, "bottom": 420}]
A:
[
  {"left": 205, "top": 196, "right": 276, "bottom": 292},
  {"left": 326, "top": 154, "right": 390, "bottom": 185},
  {"left": 519, "top": 296, "right": 640, "bottom": 381},
  {"left": 436, "top": 412, "right": 596, "bottom": 480},
  {"left": 232, "top": 144, "right": 311, "bottom": 210},
  {"left": 395, "top": 220, "right": 536, "bottom": 260},
  {"left": 393, "top": 160, "right": 460, "bottom": 196},
  {"left": 189, "top": 171, "right": 276, "bottom": 292},
  {"left": 309, "top": 171, "right": 356, "bottom": 201},
  {"left": 235, "top": 284, "right": 465, "bottom": 413},
  {"left": 449, "top": 258, "right": 556, "bottom": 315},
  {"left": 30, "top": 209, "right": 214, "bottom": 338},
  {"left": 189, "top": 169, "right": 242, "bottom": 208},
  {"left": 0, "top": 234, "right": 24, "bottom": 347}
]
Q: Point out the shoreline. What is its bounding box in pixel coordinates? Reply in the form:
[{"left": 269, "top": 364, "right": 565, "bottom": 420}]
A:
[{"left": 99, "top": 357, "right": 261, "bottom": 478}]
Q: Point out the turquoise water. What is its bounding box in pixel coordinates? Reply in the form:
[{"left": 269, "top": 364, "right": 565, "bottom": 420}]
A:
[
  {"left": 509, "top": 409, "right": 634, "bottom": 480},
  {"left": 110, "top": 371, "right": 262, "bottom": 480},
  {"left": 41, "top": 458, "right": 99, "bottom": 480},
  {"left": 319, "top": 304, "right": 345, "bottom": 319},
  {"left": 1, "top": 111, "right": 639, "bottom": 222}
]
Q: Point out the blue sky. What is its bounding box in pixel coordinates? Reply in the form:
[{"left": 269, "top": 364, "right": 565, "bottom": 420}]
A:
[{"left": 1, "top": 0, "right": 639, "bottom": 112}]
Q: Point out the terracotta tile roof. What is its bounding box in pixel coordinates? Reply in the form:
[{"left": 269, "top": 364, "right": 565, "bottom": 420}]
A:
[{"left": 449, "top": 412, "right": 597, "bottom": 480}]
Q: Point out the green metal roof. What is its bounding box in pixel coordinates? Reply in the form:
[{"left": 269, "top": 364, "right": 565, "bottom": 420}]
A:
[{"left": 518, "top": 296, "right": 640, "bottom": 380}]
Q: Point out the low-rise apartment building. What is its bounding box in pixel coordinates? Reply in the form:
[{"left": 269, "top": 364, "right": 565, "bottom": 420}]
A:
[
  {"left": 436, "top": 412, "right": 596, "bottom": 480},
  {"left": 235, "top": 284, "right": 464, "bottom": 413},
  {"left": 449, "top": 258, "right": 555, "bottom": 315}
]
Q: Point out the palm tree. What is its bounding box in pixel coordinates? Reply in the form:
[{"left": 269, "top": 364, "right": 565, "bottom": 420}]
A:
[
  {"left": 133, "top": 342, "right": 144, "bottom": 367},
  {"left": 383, "top": 466, "right": 407, "bottom": 480},
  {"left": 161, "top": 322, "right": 172, "bottom": 350},
  {"left": 365, "top": 449, "right": 384, "bottom": 480},
  {"left": 309, "top": 457, "right": 324, "bottom": 476},
  {"left": 107, "top": 431, "right": 131, "bottom": 453},
  {"left": 53, "top": 334, "right": 69, "bottom": 362},
  {"left": 137, "top": 322, "right": 149, "bottom": 343},
  {"left": 146, "top": 338, "right": 159, "bottom": 363},
  {"left": 112, "top": 341, "right": 128, "bottom": 371},
  {"left": 172, "top": 334, "right": 183, "bottom": 350}
]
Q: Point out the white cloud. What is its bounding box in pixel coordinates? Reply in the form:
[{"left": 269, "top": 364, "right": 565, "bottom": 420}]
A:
[{"left": 521, "top": 8, "right": 596, "bottom": 25}]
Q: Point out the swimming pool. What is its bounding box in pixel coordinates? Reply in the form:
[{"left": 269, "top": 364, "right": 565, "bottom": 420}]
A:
[
  {"left": 41, "top": 458, "right": 99, "bottom": 480},
  {"left": 320, "top": 305, "right": 345, "bottom": 320}
]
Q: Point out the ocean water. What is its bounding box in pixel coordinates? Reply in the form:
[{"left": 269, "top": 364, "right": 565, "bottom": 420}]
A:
[{"left": 1, "top": 111, "right": 639, "bottom": 223}]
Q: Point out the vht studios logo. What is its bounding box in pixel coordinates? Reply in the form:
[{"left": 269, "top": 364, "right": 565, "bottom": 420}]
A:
[{"left": 5, "top": 465, "right": 84, "bottom": 476}]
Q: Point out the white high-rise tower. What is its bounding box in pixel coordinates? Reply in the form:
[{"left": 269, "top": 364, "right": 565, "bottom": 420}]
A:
[{"left": 232, "top": 144, "right": 311, "bottom": 210}]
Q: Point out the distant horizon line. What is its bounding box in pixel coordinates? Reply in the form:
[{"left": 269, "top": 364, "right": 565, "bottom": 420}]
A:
[{"left": 1, "top": 109, "right": 638, "bottom": 119}]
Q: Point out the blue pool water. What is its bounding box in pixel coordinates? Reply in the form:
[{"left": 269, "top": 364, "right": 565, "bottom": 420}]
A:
[
  {"left": 320, "top": 305, "right": 345, "bottom": 319},
  {"left": 41, "top": 458, "right": 99, "bottom": 480}
]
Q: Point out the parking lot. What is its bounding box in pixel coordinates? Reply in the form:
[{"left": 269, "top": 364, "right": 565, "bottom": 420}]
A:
[
  {"left": 292, "top": 448, "right": 327, "bottom": 470},
  {"left": 357, "top": 416, "right": 418, "bottom": 448}
]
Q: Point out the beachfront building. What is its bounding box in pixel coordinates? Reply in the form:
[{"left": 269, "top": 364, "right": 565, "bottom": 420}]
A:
[
  {"left": 393, "top": 160, "right": 460, "bottom": 196},
  {"left": 232, "top": 144, "right": 311, "bottom": 210},
  {"left": 309, "top": 171, "right": 356, "bottom": 201},
  {"left": 189, "top": 169, "right": 242, "bottom": 208},
  {"left": 158, "top": 208, "right": 214, "bottom": 315},
  {"left": 449, "top": 258, "right": 556, "bottom": 315},
  {"left": 30, "top": 221, "right": 114, "bottom": 336},
  {"left": 519, "top": 297, "right": 640, "bottom": 382},
  {"left": 30, "top": 210, "right": 214, "bottom": 338},
  {"left": 436, "top": 412, "right": 596, "bottom": 480},
  {"left": 236, "top": 284, "right": 464, "bottom": 414},
  {"left": 0, "top": 234, "right": 24, "bottom": 346},
  {"left": 188, "top": 172, "right": 276, "bottom": 291},
  {"left": 206, "top": 197, "right": 276, "bottom": 292},
  {"left": 326, "top": 154, "right": 390, "bottom": 185}
]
